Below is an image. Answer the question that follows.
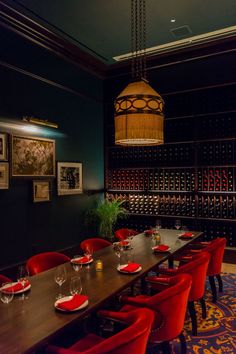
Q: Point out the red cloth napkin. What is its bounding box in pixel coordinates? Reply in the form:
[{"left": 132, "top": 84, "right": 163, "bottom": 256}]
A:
[
  {"left": 153, "top": 244, "right": 169, "bottom": 252},
  {"left": 74, "top": 256, "right": 91, "bottom": 264},
  {"left": 180, "top": 232, "right": 193, "bottom": 238},
  {"left": 57, "top": 295, "right": 88, "bottom": 311},
  {"left": 3, "top": 280, "right": 30, "bottom": 293},
  {"left": 120, "top": 263, "right": 141, "bottom": 273},
  {"left": 144, "top": 230, "right": 155, "bottom": 235}
]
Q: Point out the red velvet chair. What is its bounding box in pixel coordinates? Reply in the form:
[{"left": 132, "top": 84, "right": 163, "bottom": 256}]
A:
[
  {"left": 183, "top": 237, "right": 226, "bottom": 302},
  {"left": 0, "top": 274, "right": 12, "bottom": 286},
  {"left": 80, "top": 238, "right": 112, "bottom": 253},
  {"left": 26, "top": 252, "right": 70, "bottom": 275},
  {"left": 46, "top": 308, "right": 154, "bottom": 354},
  {"left": 147, "top": 252, "right": 210, "bottom": 336},
  {"left": 114, "top": 228, "right": 139, "bottom": 241},
  {"left": 119, "top": 273, "right": 192, "bottom": 353}
]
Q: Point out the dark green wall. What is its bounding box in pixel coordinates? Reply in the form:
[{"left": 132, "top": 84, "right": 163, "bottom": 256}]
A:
[{"left": 0, "top": 27, "right": 104, "bottom": 268}]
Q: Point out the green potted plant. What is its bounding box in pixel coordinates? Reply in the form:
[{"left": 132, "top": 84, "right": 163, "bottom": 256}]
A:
[{"left": 86, "top": 198, "right": 127, "bottom": 241}]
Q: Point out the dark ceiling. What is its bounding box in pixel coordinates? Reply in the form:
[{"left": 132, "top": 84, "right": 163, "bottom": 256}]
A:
[{"left": 8, "top": 0, "right": 236, "bottom": 65}]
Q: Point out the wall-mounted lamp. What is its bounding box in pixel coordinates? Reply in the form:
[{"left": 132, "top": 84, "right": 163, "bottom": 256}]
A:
[{"left": 22, "top": 116, "right": 58, "bottom": 129}]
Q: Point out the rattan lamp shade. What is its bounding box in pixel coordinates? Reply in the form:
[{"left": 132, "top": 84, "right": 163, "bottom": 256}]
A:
[{"left": 114, "top": 80, "right": 164, "bottom": 146}]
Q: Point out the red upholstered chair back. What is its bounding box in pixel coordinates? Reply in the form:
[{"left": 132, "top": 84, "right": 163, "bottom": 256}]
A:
[
  {"left": 26, "top": 252, "right": 70, "bottom": 275},
  {"left": 176, "top": 252, "right": 210, "bottom": 302},
  {"left": 0, "top": 274, "right": 12, "bottom": 286},
  {"left": 114, "top": 228, "right": 139, "bottom": 241},
  {"left": 202, "top": 238, "right": 226, "bottom": 276},
  {"left": 141, "top": 273, "right": 192, "bottom": 343},
  {"left": 47, "top": 308, "right": 154, "bottom": 354},
  {"left": 80, "top": 238, "right": 112, "bottom": 253}
]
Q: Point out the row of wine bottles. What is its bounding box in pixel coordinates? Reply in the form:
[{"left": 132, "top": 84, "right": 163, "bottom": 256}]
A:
[{"left": 107, "top": 167, "right": 235, "bottom": 192}]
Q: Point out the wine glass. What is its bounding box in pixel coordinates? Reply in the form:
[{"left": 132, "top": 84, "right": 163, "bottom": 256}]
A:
[
  {"left": 72, "top": 255, "right": 82, "bottom": 272},
  {"left": 113, "top": 242, "right": 123, "bottom": 266},
  {"left": 0, "top": 283, "right": 14, "bottom": 304},
  {"left": 84, "top": 246, "right": 93, "bottom": 269},
  {"left": 54, "top": 265, "right": 67, "bottom": 299},
  {"left": 17, "top": 265, "right": 29, "bottom": 301},
  {"left": 127, "top": 230, "right": 134, "bottom": 249},
  {"left": 70, "top": 276, "right": 82, "bottom": 296},
  {"left": 155, "top": 219, "right": 162, "bottom": 231},
  {"left": 174, "top": 219, "right": 181, "bottom": 232}
]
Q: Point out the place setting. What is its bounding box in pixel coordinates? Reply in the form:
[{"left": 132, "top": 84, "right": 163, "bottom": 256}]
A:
[
  {"left": 177, "top": 225, "right": 194, "bottom": 240},
  {"left": 70, "top": 246, "right": 94, "bottom": 270},
  {"left": 54, "top": 269, "right": 89, "bottom": 312},
  {"left": 116, "top": 249, "right": 142, "bottom": 274}
]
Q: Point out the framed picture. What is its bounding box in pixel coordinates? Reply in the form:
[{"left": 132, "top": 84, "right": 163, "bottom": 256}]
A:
[
  {"left": 0, "top": 133, "right": 8, "bottom": 160},
  {"left": 57, "top": 162, "right": 83, "bottom": 195},
  {"left": 11, "top": 135, "right": 55, "bottom": 177},
  {"left": 0, "top": 162, "right": 9, "bottom": 189},
  {"left": 33, "top": 180, "right": 51, "bottom": 202}
]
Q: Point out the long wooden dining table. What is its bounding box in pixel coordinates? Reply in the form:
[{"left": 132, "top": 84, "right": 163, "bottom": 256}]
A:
[{"left": 0, "top": 229, "right": 203, "bottom": 354}]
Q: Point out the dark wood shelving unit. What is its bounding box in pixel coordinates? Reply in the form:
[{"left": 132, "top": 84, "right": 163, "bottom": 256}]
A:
[{"left": 105, "top": 82, "right": 236, "bottom": 247}]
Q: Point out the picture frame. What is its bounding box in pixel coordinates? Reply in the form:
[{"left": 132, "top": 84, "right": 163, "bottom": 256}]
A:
[
  {"left": 11, "top": 135, "right": 55, "bottom": 177},
  {"left": 0, "top": 132, "right": 8, "bottom": 161},
  {"left": 57, "top": 162, "right": 83, "bottom": 195},
  {"left": 0, "top": 162, "right": 9, "bottom": 189},
  {"left": 33, "top": 180, "right": 51, "bottom": 203}
]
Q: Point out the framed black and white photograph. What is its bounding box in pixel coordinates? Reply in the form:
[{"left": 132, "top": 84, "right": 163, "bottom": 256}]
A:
[
  {"left": 12, "top": 135, "right": 55, "bottom": 177},
  {"left": 57, "top": 162, "right": 83, "bottom": 195},
  {"left": 33, "top": 180, "right": 51, "bottom": 202},
  {"left": 0, "top": 133, "right": 8, "bottom": 161},
  {"left": 0, "top": 162, "right": 9, "bottom": 189}
]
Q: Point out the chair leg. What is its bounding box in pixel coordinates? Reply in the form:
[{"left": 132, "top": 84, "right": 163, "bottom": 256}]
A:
[
  {"left": 161, "top": 341, "right": 172, "bottom": 353},
  {"left": 188, "top": 301, "right": 198, "bottom": 336},
  {"left": 209, "top": 275, "right": 217, "bottom": 303},
  {"left": 200, "top": 297, "right": 206, "bottom": 319},
  {"left": 179, "top": 332, "right": 187, "bottom": 354},
  {"left": 216, "top": 274, "right": 223, "bottom": 292}
]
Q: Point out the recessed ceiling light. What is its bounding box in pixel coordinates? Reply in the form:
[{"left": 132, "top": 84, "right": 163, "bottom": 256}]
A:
[{"left": 170, "top": 18, "right": 176, "bottom": 23}]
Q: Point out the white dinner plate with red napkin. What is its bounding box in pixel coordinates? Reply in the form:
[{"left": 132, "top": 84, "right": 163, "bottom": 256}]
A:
[
  {"left": 70, "top": 256, "right": 93, "bottom": 265},
  {"left": 152, "top": 244, "right": 171, "bottom": 252},
  {"left": 1, "top": 281, "right": 31, "bottom": 294},
  {"left": 55, "top": 294, "right": 89, "bottom": 312},
  {"left": 117, "top": 263, "right": 142, "bottom": 274},
  {"left": 178, "top": 232, "right": 194, "bottom": 239}
]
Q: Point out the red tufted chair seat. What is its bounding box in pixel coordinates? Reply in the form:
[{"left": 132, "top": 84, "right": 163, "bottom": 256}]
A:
[
  {"left": 26, "top": 252, "right": 70, "bottom": 275},
  {"left": 119, "top": 273, "right": 192, "bottom": 353},
  {"left": 114, "top": 228, "right": 139, "bottom": 241},
  {"left": 46, "top": 308, "right": 154, "bottom": 354},
  {"left": 80, "top": 238, "right": 112, "bottom": 253}
]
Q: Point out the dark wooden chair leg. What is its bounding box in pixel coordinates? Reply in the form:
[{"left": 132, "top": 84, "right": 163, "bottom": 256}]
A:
[
  {"left": 161, "top": 340, "right": 171, "bottom": 353},
  {"left": 216, "top": 274, "right": 223, "bottom": 292},
  {"left": 200, "top": 297, "right": 206, "bottom": 319},
  {"left": 209, "top": 275, "right": 217, "bottom": 302},
  {"left": 179, "top": 332, "right": 187, "bottom": 354},
  {"left": 188, "top": 301, "right": 198, "bottom": 336}
]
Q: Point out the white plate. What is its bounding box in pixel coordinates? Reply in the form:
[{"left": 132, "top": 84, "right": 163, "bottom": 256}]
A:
[
  {"left": 152, "top": 246, "right": 171, "bottom": 252},
  {"left": 1, "top": 282, "right": 31, "bottom": 294},
  {"left": 71, "top": 257, "right": 93, "bottom": 265},
  {"left": 55, "top": 296, "right": 89, "bottom": 312},
  {"left": 117, "top": 264, "right": 142, "bottom": 274}
]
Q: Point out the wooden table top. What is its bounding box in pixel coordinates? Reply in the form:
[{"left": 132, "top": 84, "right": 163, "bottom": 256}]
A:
[{"left": 0, "top": 230, "right": 202, "bottom": 354}]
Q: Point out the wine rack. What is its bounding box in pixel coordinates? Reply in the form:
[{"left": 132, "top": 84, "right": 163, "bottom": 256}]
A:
[{"left": 105, "top": 83, "right": 236, "bottom": 247}]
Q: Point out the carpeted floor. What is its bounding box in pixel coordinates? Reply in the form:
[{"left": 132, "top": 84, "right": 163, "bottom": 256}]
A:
[{"left": 163, "top": 273, "right": 236, "bottom": 354}]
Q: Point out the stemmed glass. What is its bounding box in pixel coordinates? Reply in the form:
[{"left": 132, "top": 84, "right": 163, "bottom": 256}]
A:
[
  {"left": 54, "top": 265, "right": 67, "bottom": 299},
  {"left": 174, "top": 219, "right": 181, "bottom": 232},
  {"left": 72, "top": 255, "right": 82, "bottom": 272},
  {"left": 155, "top": 219, "right": 162, "bottom": 231},
  {"left": 70, "top": 276, "right": 82, "bottom": 296},
  {"left": 84, "top": 246, "right": 93, "bottom": 269},
  {"left": 17, "top": 265, "right": 29, "bottom": 301},
  {"left": 113, "top": 243, "right": 124, "bottom": 266},
  {"left": 0, "top": 283, "right": 14, "bottom": 304},
  {"left": 127, "top": 231, "right": 134, "bottom": 249}
]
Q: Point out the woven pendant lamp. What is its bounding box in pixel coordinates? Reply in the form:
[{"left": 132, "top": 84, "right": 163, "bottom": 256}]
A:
[{"left": 114, "top": 0, "right": 164, "bottom": 146}]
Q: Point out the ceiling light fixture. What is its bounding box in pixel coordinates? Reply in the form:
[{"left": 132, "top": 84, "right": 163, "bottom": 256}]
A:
[
  {"left": 22, "top": 116, "right": 58, "bottom": 129},
  {"left": 114, "top": 0, "right": 164, "bottom": 146}
]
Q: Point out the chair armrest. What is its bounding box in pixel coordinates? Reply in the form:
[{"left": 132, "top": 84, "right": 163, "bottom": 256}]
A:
[
  {"left": 119, "top": 294, "right": 149, "bottom": 307},
  {"left": 145, "top": 276, "right": 171, "bottom": 291},
  {"left": 157, "top": 267, "right": 178, "bottom": 276}
]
